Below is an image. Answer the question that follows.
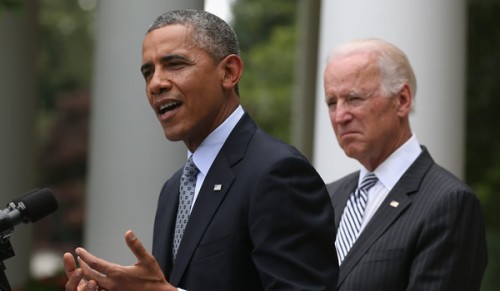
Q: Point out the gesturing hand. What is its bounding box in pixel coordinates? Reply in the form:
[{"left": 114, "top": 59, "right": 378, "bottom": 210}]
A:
[{"left": 66, "top": 230, "right": 177, "bottom": 291}]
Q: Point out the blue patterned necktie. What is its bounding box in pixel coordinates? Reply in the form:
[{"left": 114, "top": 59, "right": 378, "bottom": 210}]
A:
[
  {"left": 335, "top": 172, "right": 378, "bottom": 264},
  {"left": 172, "top": 156, "right": 199, "bottom": 260}
]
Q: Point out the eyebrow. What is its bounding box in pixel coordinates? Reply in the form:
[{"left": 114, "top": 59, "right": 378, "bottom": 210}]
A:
[
  {"left": 345, "top": 87, "right": 378, "bottom": 98},
  {"left": 346, "top": 89, "right": 362, "bottom": 97},
  {"left": 161, "top": 54, "right": 190, "bottom": 63}
]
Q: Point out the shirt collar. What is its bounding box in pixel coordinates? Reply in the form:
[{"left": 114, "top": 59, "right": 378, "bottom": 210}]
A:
[
  {"left": 188, "top": 105, "right": 244, "bottom": 176},
  {"left": 360, "top": 134, "right": 422, "bottom": 190}
]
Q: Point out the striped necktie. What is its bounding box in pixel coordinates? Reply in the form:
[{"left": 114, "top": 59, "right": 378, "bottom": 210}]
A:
[{"left": 335, "top": 172, "right": 378, "bottom": 264}]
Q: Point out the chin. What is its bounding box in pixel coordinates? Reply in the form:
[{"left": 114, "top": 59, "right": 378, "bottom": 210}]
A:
[
  {"left": 342, "top": 146, "right": 361, "bottom": 160},
  {"left": 163, "top": 131, "right": 183, "bottom": 142}
]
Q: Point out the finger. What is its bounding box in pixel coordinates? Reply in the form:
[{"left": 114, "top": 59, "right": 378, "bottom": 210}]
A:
[
  {"left": 76, "top": 247, "right": 111, "bottom": 276},
  {"left": 63, "top": 252, "right": 78, "bottom": 277},
  {"left": 78, "top": 255, "right": 109, "bottom": 282},
  {"left": 124, "top": 230, "right": 150, "bottom": 262},
  {"left": 64, "top": 267, "right": 83, "bottom": 291},
  {"left": 85, "top": 279, "right": 99, "bottom": 291}
]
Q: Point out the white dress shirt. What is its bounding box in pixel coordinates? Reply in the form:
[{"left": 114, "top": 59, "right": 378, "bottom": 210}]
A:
[
  {"left": 358, "top": 134, "right": 422, "bottom": 234},
  {"left": 186, "top": 105, "right": 244, "bottom": 213}
]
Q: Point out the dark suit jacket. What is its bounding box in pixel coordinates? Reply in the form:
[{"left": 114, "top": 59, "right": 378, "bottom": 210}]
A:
[
  {"left": 327, "top": 148, "right": 487, "bottom": 291},
  {"left": 152, "top": 114, "right": 339, "bottom": 290}
]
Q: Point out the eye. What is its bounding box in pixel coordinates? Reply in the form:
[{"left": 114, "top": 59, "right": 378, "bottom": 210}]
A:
[
  {"left": 140, "top": 66, "right": 153, "bottom": 81},
  {"left": 326, "top": 98, "right": 338, "bottom": 110},
  {"left": 166, "top": 61, "right": 186, "bottom": 70},
  {"left": 347, "top": 95, "right": 364, "bottom": 105},
  {"left": 142, "top": 70, "right": 151, "bottom": 80}
]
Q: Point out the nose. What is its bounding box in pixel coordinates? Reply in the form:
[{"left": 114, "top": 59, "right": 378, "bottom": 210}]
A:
[
  {"left": 331, "top": 101, "right": 353, "bottom": 125},
  {"left": 149, "top": 68, "right": 171, "bottom": 95}
]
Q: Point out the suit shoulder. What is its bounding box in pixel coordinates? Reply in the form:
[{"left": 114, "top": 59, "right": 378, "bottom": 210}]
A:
[
  {"left": 326, "top": 172, "right": 358, "bottom": 195},
  {"left": 424, "top": 163, "right": 473, "bottom": 193},
  {"left": 413, "top": 163, "right": 484, "bottom": 212},
  {"left": 235, "top": 128, "right": 325, "bottom": 187},
  {"left": 249, "top": 128, "right": 309, "bottom": 162}
]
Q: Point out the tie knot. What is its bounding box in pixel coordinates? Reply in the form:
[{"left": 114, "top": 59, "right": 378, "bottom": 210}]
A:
[
  {"left": 359, "top": 172, "right": 378, "bottom": 191},
  {"left": 183, "top": 156, "right": 199, "bottom": 178}
]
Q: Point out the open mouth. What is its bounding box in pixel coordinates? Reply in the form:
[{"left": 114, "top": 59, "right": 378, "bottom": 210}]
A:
[{"left": 158, "top": 101, "right": 182, "bottom": 115}]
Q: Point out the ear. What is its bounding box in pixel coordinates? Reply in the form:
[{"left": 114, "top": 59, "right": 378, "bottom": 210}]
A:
[
  {"left": 396, "top": 83, "right": 412, "bottom": 117},
  {"left": 220, "top": 54, "right": 243, "bottom": 91}
]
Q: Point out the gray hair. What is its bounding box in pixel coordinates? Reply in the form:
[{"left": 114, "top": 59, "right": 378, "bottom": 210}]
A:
[
  {"left": 327, "top": 38, "right": 417, "bottom": 98},
  {"left": 147, "top": 9, "right": 240, "bottom": 62}
]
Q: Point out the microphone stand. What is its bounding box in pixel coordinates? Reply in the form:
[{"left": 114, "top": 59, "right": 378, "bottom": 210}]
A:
[
  {"left": 0, "top": 237, "right": 14, "bottom": 291},
  {"left": 0, "top": 263, "right": 11, "bottom": 291}
]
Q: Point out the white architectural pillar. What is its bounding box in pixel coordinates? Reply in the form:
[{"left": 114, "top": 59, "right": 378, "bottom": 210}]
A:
[
  {"left": 0, "top": 1, "right": 38, "bottom": 287},
  {"left": 313, "top": 0, "right": 466, "bottom": 183},
  {"left": 85, "top": 0, "right": 204, "bottom": 265}
]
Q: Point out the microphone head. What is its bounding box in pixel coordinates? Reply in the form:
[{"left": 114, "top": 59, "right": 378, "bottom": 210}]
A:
[
  {"left": 18, "top": 188, "right": 58, "bottom": 222},
  {"left": 10, "top": 188, "right": 41, "bottom": 205}
]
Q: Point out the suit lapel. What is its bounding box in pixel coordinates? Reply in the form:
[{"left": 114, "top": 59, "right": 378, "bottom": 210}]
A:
[
  {"left": 156, "top": 170, "right": 182, "bottom": 277},
  {"left": 169, "top": 156, "right": 236, "bottom": 284},
  {"left": 338, "top": 188, "right": 412, "bottom": 286},
  {"left": 338, "top": 149, "right": 434, "bottom": 286},
  {"left": 169, "top": 114, "right": 256, "bottom": 284}
]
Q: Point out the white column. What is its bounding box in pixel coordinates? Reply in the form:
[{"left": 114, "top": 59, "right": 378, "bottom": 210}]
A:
[
  {"left": 0, "top": 0, "right": 38, "bottom": 287},
  {"left": 85, "top": 0, "right": 204, "bottom": 265},
  {"left": 313, "top": 0, "right": 466, "bottom": 183}
]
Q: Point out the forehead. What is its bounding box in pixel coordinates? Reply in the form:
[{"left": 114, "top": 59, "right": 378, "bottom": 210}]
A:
[
  {"left": 328, "top": 51, "right": 379, "bottom": 77},
  {"left": 142, "top": 25, "right": 196, "bottom": 59},
  {"left": 324, "top": 52, "right": 380, "bottom": 92}
]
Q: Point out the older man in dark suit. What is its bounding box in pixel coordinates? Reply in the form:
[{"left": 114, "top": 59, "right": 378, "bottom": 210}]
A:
[
  {"left": 323, "top": 38, "right": 487, "bottom": 290},
  {"left": 63, "top": 9, "right": 338, "bottom": 291}
]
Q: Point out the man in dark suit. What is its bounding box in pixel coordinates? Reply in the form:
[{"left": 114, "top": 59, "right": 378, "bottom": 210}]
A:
[
  {"left": 64, "top": 9, "right": 338, "bottom": 291},
  {"left": 323, "top": 38, "right": 487, "bottom": 290}
]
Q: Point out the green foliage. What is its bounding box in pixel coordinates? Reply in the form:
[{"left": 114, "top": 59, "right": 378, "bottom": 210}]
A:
[
  {"left": 231, "top": 0, "right": 297, "bottom": 142},
  {"left": 239, "top": 26, "right": 295, "bottom": 141},
  {"left": 37, "top": 0, "right": 95, "bottom": 109},
  {"left": 466, "top": 2, "right": 500, "bottom": 290},
  {"left": 0, "top": 0, "right": 23, "bottom": 16},
  {"left": 231, "top": 0, "right": 296, "bottom": 53}
]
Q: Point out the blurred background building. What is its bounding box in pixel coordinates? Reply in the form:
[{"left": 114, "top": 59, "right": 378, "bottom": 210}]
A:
[{"left": 0, "top": 0, "right": 498, "bottom": 290}]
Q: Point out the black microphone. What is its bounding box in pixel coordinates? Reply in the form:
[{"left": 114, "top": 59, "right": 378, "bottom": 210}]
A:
[
  {"left": 0, "top": 188, "right": 58, "bottom": 239},
  {"left": 0, "top": 188, "right": 57, "bottom": 291}
]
